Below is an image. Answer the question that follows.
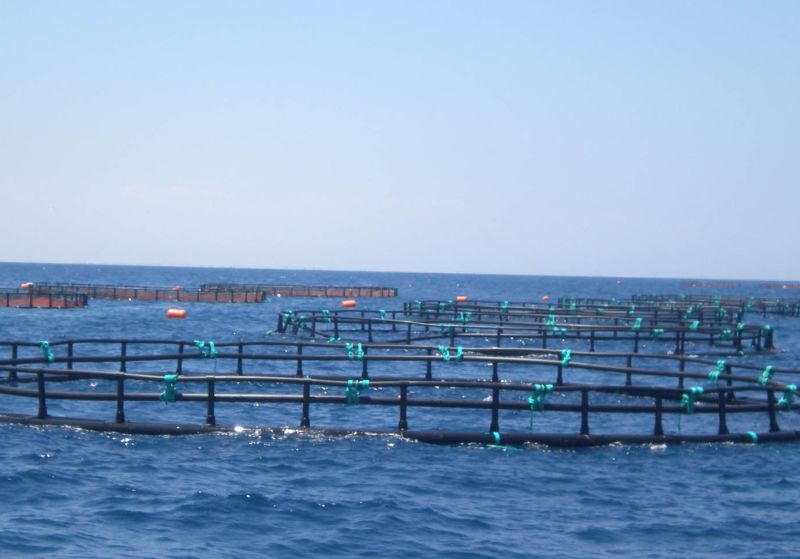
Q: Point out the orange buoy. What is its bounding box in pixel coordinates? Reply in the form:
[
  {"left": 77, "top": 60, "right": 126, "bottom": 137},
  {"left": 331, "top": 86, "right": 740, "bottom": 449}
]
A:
[
  {"left": 455, "top": 295, "right": 468, "bottom": 302},
  {"left": 341, "top": 299, "right": 357, "bottom": 308},
  {"left": 20, "top": 282, "right": 33, "bottom": 289},
  {"left": 541, "top": 295, "right": 550, "bottom": 302},
  {"left": 166, "top": 308, "right": 187, "bottom": 319}
]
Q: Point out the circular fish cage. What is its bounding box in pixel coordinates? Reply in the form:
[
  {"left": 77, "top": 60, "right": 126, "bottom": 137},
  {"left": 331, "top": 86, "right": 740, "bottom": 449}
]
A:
[
  {"left": 1, "top": 294, "right": 799, "bottom": 446},
  {"left": 19, "top": 281, "right": 398, "bottom": 302},
  {"left": 0, "top": 288, "right": 88, "bottom": 309}
]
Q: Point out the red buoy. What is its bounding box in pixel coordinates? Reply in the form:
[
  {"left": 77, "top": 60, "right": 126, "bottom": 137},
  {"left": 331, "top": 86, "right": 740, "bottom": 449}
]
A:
[
  {"left": 341, "top": 299, "right": 357, "bottom": 308},
  {"left": 166, "top": 308, "right": 187, "bottom": 319},
  {"left": 541, "top": 295, "right": 550, "bottom": 302},
  {"left": 455, "top": 295, "right": 468, "bottom": 302}
]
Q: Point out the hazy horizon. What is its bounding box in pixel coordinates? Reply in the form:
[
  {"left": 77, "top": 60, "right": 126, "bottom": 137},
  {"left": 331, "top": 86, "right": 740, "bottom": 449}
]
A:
[{"left": 1, "top": 259, "right": 797, "bottom": 283}]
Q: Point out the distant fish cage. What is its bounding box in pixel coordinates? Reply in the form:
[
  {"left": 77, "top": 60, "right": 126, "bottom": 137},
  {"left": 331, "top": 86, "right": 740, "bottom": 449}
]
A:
[
  {"left": 22, "top": 282, "right": 265, "bottom": 303},
  {"left": 276, "top": 299, "right": 775, "bottom": 353},
  {"left": 627, "top": 294, "right": 800, "bottom": 317},
  {"left": 1, "top": 293, "right": 798, "bottom": 446},
  {"left": 19, "top": 282, "right": 398, "bottom": 302},
  {"left": 200, "top": 283, "right": 398, "bottom": 298},
  {"left": 0, "top": 289, "right": 88, "bottom": 309},
  {"left": 552, "top": 295, "right": 800, "bottom": 318},
  {"left": 680, "top": 281, "right": 741, "bottom": 288}
]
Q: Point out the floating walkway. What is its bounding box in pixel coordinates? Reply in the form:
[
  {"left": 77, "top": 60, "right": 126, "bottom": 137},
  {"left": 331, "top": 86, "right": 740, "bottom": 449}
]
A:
[
  {"left": 19, "top": 282, "right": 398, "bottom": 303},
  {"left": 0, "top": 289, "right": 88, "bottom": 309}
]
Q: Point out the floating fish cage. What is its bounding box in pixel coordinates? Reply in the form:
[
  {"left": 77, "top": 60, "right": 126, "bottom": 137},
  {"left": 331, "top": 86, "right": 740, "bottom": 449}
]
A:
[
  {"left": 200, "top": 283, "right": 398, "bottom": 298},
  {"left": 1, "top": 296, "right": 798, "bottom": 446},
  {"left": 759, "top": 283, "right": 800, "bottom": 290},
  {"left": 626, "top": 294, "right": 800, "bottom": 317},
  {"left": 276, "top": 301, "right": 774, "bottom": 353},
  {"left": 680, "top": 281, "right": 742, "bottom": 288},
  {"left": 20, "top": 282, "right": 398, "bottom": 302},
  {"left": 22, "top": 283, "right": 265, "bottom": 303},
  {"left": 0, "top": 289, "right": 88, "bottom": 309},
  {"left": 550, "top": 295, "right": 800, "bottom": 319}
]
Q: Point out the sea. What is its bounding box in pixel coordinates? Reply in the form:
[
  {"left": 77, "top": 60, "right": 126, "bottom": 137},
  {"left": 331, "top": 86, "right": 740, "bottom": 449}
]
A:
[{"left": 0, "top": 262, "right": 798, "bottom": 559}]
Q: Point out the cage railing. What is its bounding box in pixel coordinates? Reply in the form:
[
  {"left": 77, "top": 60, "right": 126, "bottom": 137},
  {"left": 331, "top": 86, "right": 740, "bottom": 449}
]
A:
[
  {"left": 277, "top": 308, "right": 774, "bottom": 352},
  {"left": 1, "top": 338, "right": 798, "bottom": 445}
]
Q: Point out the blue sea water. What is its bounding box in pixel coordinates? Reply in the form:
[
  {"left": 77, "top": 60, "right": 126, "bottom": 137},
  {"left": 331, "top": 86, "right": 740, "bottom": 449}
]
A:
[{"left": 1, "top": 262, "right": 799, "bottom": 558}]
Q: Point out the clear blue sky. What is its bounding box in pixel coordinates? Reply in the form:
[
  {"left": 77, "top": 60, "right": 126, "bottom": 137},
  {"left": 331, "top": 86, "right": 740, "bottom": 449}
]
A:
[{"left": 1, "top": 1, "right": 797, "bottom": 279}]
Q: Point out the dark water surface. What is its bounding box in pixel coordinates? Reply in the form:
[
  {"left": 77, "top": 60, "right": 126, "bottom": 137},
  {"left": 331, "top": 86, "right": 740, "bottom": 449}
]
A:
[{"left": 1, "top": 263, "right": 798, "bottom": 558}]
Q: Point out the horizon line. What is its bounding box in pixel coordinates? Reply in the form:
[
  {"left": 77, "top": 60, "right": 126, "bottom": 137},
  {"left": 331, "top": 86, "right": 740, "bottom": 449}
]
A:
[{"left": 0, "top": 260, "right": 797, "bottom": 284}]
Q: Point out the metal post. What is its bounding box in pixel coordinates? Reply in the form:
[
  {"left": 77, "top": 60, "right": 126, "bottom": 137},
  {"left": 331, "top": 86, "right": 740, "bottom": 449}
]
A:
[
  {"left": 490, "top": 361, "right": 500, "bottom": 433},
  {"left": 654, "top": 396, "right": 663, "bottom": 436},
  {"left": 116, "top": 377, "right": 125, "bottom": 423},
  {"left": 301, "top": 381, "right": 311, "bottom": 428},
  {"left": 361, "top": 347, "right": 369, "bottom": 380},
  {"left": 626, "top": 355, "right": 633, "bottom": 386},
  {"left": 206, "top": 379, "right": 216, "bottom": 425},
  {"left": 768, "top": 389, "right": 780, "bottom": 432},
  {"left": 399, "top": 385, "right": 408, "bottom": 431},
  {"left": 426, "top": 348, "right": 433, "bottom": 380},
  {"left": 718, "top": 388, "right": 729, "bottom": 435},
  {"left": 296, "top": 344, "right": 303, "bottom": 377},
  {"left": 37, "top": 370, "right": 47, "bottom": 418},
  {"left": 725, "top": 363, "right": 734, "bottom": 401},
  {"left": 580, "top": 388, "right": 589, "bottom": 435}
]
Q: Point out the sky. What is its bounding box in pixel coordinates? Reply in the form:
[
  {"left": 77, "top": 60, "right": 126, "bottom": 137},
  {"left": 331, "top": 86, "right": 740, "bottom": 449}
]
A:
[{"left": 0, "top": 1, "right": 798, "bottom": 280}]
